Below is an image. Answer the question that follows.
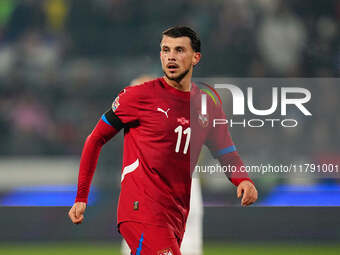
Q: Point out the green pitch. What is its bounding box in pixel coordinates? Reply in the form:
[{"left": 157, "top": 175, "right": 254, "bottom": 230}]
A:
[{"left": 0, "top": 242, "right": 339, "bottom": 255}]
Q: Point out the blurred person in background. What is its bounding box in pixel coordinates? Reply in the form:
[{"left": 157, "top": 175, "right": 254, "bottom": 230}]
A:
[
  {"left": 120, "top": 75, "right": 203, "bottom": 255},
  {"left": 68, "top": 25, "right": 257, "bottom": 255},
  {"left": 257, "top": 0, "right": 306, "bottom": 76}
]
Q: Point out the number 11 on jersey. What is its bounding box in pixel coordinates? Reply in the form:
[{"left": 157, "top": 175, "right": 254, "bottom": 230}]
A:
[{"left": 174, "top": 125, "right": 191, "bottom": 154}]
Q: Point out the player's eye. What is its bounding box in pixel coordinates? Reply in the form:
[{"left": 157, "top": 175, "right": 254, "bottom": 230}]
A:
[
  {"left": 176, "top": 47, "right": 184, "bottom": 53},
  {"left": 162, "top": 47, "right": 170, "bottom": 53}
]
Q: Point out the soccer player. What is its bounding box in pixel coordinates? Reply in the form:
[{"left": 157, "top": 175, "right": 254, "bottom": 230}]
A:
[
  {"left": 120, "top": 75, "right": 204, "bottom": 255},
  {"left": 68, "top": 26, "right": 258, "bottom": 255}
]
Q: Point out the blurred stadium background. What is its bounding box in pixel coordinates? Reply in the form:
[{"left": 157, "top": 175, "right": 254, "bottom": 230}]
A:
[{"left": 0, "top": 0, "right": 340, "bottom": 254}]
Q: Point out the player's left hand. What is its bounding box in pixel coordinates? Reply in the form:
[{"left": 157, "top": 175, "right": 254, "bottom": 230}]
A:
[{"left": 237, "top": 180, "right": 258, "bottom": 206}]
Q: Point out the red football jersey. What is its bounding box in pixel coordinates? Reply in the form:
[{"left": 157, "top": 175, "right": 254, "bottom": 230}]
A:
[
  {"left": 101, "top": 77, "right": 246, "bottom": 239},
  {"left": 76, "top": 77, "right": 252, "bottom": 240}
]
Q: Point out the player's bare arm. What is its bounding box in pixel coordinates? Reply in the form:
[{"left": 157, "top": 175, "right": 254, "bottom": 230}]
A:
[{"left": 237, "top": 180, "right": 258, "bottom": 206}]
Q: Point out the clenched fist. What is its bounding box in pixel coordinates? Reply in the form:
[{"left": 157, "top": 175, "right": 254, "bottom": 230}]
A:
[
  {"left": 68, "top": 202, "right": 87, "bottom": 224},
  {"left": 237, "top": 180, "right": 258, "bottom": 206}
]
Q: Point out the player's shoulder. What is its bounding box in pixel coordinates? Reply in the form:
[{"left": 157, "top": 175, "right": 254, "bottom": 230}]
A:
[
  {"left": 193, "top": 82, "right": 221, "bottom": 105},
  {"left": 119, "top": 77, "right": 162, "bottom": 98},
  {"left": 193, "top": 81, "right": 224, "bottom": 115},
  {"left": 127, "top": 77, "right": 160, "bottom": 91}
]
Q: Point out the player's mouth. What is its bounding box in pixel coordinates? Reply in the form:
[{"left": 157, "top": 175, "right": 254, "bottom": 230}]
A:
[{"left": 167, "top": 63, "right": 179, "bottom": 72}]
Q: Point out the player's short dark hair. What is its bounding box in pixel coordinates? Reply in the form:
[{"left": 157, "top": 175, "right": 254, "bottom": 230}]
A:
[{"left": 162, "top": 26, "right": 201, "bottom": 52}]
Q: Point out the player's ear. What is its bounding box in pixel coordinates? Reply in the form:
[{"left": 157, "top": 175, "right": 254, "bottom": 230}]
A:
[{"left": 193, "top": 52, "right": 201, "bottom": 66}]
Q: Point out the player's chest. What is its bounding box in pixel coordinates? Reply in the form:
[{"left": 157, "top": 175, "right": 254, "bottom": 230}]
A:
[
  {"left": 139, "top": 99, "right": 190, "bottom": 135},
  {"left": 137, "top": 97, "right": 211, "bottom": 146}
]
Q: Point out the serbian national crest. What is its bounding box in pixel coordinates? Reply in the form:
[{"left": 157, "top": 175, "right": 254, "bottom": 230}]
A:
[
  {"left": 198, "top": 113, "right": 209, "bottom": 128},
  {"left": 157, "top": 248, "right": 174, "bottom": 255},
  {"left": 177, "top": 117, "right": 189, "bottom": 125}
]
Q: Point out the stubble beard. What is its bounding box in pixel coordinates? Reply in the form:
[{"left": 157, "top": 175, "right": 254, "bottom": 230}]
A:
[{"left": 163, "top": 67, "right": 190, "bottom": 84}]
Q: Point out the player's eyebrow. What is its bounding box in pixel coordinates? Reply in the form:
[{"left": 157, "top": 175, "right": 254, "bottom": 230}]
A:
[
  {"left": 161, "top": 45, "right": 186, "bottom": 51},
  {"left": 175, "top": 46, "right": 185, "bottom": 51}
]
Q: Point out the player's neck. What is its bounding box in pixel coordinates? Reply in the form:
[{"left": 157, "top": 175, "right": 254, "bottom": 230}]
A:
[{"left": 164, "top": 75, "right": 192, "bottom": 92}]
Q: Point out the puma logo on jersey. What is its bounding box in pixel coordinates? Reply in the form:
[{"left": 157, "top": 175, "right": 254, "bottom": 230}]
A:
[{"left": 157, "top": 107, "right": 170, "bottom": 118}]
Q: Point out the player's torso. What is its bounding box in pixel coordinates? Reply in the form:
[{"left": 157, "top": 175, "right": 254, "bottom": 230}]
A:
[
  {"left": 122, "top": 79, "right": 211, "bottom": 178},
  {"left": 118, "top": 78, "right": 212, "bottom": 235},
  {"left": 125, "top": 80, "right": 192, "bottom": 185}
]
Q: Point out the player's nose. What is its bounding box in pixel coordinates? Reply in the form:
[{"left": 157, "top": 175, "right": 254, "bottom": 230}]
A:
[
  {"left": 167, "top": 52, "right": 176, "bottom": 61},
  {"left": 167, "top": 57, "right": 176, "bottom": 62}
]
